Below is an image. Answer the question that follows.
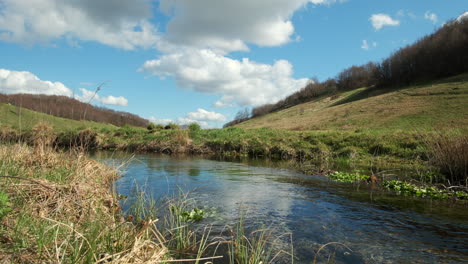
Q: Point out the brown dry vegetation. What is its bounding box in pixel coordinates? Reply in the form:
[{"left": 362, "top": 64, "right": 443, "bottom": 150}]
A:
[{"left": 0, "top": 137, "right": 168, "bottom": 263}]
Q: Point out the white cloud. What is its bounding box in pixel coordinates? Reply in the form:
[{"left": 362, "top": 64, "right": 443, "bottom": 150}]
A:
[
  {"left": 361, "top": 40, "right": 377, "bottom": 51},
  {"left": 0, "top": 69, "right": 128, "bottom": 106},
  {"left": 139, "top": 49, "right": 309, "bottom": 107},
  {"left": 424, "top": 11, "right": 438, "bottom": 24},
  {"left": 176, "top": 117, "right": 209, "bottom": 128},
  {"left": 186, "top": 108, "right": 226, "bottom": 123},
  {"left": 100, "top": 95, "right": 128, "bottom": 106},
  {"left": 0, "top": 69, "right": 72, "bottom": 96},
  {"left": 0, "top": 0, "right": 159, "bottom": 49},
  {"left": 148, "top": 117, "right": 173, "bottom": 125},
  {"left": 76, "top": 88, "right": 128, "bottom": 106},
  {"left": 361, "top": 40, "right": 370, "bottom": 50},
  {"left": 370, "top": 14, "right": 400, "bottom": 31},
  {"left": 158, "top": 0, "right": 342, "bottom": 53},
  {"left": 0, "top": 0, "right": 344, "bottom": 52},
  {"left": 396, "top": 10, "right": 416, "bottom": 19},
  {"left": 148, "top": 108, "right": 226, "bottom": 128}
]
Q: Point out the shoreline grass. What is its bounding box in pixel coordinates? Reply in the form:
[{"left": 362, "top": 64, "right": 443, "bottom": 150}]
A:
[{"left": 0, "top": 143, "right": 169, "bottom": 263}]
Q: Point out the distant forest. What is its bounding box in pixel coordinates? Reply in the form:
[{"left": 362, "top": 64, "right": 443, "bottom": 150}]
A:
[
  {"left": 0, "top": 94, "right": 148, "bottom": 127},
  {"left": 225, "top": 16, "right": 468, "bottom": 127}
]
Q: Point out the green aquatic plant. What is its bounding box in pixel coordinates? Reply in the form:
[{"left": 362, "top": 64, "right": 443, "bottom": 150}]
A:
[
  {"left": 329, "top": 171, "right": 370, "bottom": 182},
  {"left": 383, "top": 180, "right": 468, "bottom": 200},
  {"left": 173, "top": 207, "right": 205, "bottom": 222}
]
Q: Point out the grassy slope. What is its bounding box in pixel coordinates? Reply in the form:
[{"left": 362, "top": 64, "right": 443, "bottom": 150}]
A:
[
  {"left": 0, "top": 103, "right": 117, "bottom": 131},
  {"left": 236, "top": 74, "right": 468, "bottom": 131}
]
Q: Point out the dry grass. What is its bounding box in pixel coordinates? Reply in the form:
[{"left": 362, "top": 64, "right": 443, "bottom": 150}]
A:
[
  {"left": 424, "top": 132, "right": 468, "bottom": 185},
  {"left": 0, "top": 143, "right": 169, "bottom": 263}
]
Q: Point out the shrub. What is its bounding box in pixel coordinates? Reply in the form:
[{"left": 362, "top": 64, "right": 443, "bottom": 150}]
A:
[
  {"left": 188, "top": 122, "right": 201, "bottom": 132},
  {"left": 425, "top": 132, "right": 468, "bottom": 185},
  {"left": 147, "top": 122, "right": 156, "bottom": 131},
  {"left": 165, "top": 123, "right": 180, "bottom": 130}
]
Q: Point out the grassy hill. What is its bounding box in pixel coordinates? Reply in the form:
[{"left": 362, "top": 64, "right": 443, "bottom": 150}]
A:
[
  {"left": 0, "top": 103, "right": 117, "bottom": 131},
  {"left": 236, "top": 74, "right": 468, "bottom": 132}
]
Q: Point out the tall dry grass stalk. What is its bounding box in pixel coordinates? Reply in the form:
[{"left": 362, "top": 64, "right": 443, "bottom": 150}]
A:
[
  {"left": 31, "top": 121, "right": 55, "bottom": 156},
  {"left": 0, "top": 144, "right": 169, "bottom": 263},
  {"left": 424, "top": 132, "right": 468, "bottom": 185}
]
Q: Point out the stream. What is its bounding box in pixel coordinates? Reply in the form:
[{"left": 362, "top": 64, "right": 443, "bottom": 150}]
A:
[{"left": 95, "top": 152, "right": 468, "bottom": 264}]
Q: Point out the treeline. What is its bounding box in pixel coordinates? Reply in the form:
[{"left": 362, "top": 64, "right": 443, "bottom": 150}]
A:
[
  {"left": 0, "top": 93, "right": 148, "bottom": 127},
  {"left": 226, "top": 15, "right": 468, "bottom": 126}
]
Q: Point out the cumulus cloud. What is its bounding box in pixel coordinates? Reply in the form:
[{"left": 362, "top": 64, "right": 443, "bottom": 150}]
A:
[
  {"left": 0, "top": 0, "right": 344, "bottom": 52},
  {"left": 0, "top": 69, "right": 72, "bottom": 96},
  {"left": 424, "top": 11, "right": 438, "bottom": 24},
  {"left": 370, "top": 14, "right": 400, "bottom": 31},
  {"left": 149, "top": 109, "right": 226, "bottom": 128},
  {"left": 186, "top": 108, "right": 226, "bottom": 123},
  {"left": 148, "top": 117, "right": 173, "bottom": 125},
  {"left": 100, "top": 95, "right": 128, "bottom": 106},
  {"left": 0, "top": 0, "right": 159, "bottom": 49},
  {"left": 76, "top": 88, "right": 128, "bottom": 106},
  {"left": 139, "top": 49, "right": 309, "bottom": 106},
  {"left": 0, "top": 69, "right": 128, "bottom": 106},
  {"left": 159, "top": 0, "right": 342, "bottom": 53}
]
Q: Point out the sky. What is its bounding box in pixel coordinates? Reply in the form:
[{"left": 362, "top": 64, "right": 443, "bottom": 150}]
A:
[{"left": 0, "top": 0, "right": 467, "bottom": 128}]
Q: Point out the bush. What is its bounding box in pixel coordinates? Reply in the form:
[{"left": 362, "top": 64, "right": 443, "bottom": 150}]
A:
[
  {"left": 188, "top": 123, "right": 201, "bottom": 132},
  {"left": 165, "top": 123, "right": 180, "bottom": 130},
  {"left": 147, "top": 122, "right": 156, "bottom": 131}
]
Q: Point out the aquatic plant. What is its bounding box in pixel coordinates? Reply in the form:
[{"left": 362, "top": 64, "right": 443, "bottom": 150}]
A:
[
  {"left": 383, "top": 180, "right": 468, "bottom": 200},
  {"left": 329, "top": 171, "right": 370, "bottom": 182}
]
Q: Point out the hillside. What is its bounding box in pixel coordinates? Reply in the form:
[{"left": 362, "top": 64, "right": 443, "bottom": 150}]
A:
[
  {"left": 236, "top": 74, "right": 468, "bottom": 131},
  {"left": 0, "top": 94, "right": 148, "bottom": 127},
  {"left": 0, "top": 103, "right": 117, "bottom": 131}
]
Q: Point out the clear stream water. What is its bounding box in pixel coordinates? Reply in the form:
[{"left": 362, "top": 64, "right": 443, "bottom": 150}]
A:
[{"left": 95, "top": 152, "right": 468, "bottom": 264}]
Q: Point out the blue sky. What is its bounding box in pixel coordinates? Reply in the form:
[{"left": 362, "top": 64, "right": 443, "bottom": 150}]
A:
[{"left": 0, "top": 0, "right": 466, "bottom": 127}]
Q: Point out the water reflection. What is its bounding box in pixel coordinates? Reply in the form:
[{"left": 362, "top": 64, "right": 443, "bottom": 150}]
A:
[{"left": 95, "top": 151, "right": 468, "bottom": 264}]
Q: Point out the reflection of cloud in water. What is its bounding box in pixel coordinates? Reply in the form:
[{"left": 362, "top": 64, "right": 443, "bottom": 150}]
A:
[{"left": 210, "top": 179, "right": 294, "bottom": 219}]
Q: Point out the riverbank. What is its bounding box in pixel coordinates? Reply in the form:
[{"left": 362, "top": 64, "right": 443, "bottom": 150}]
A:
[
  {"left": 1, "top": 122, "right": 467, "bottom": 196},
  {"left": 0, "top": 139, "right": 466, "bottom": 263},
  {"left": 0, "top": 143, "right": 170, "bottom": 263}
]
